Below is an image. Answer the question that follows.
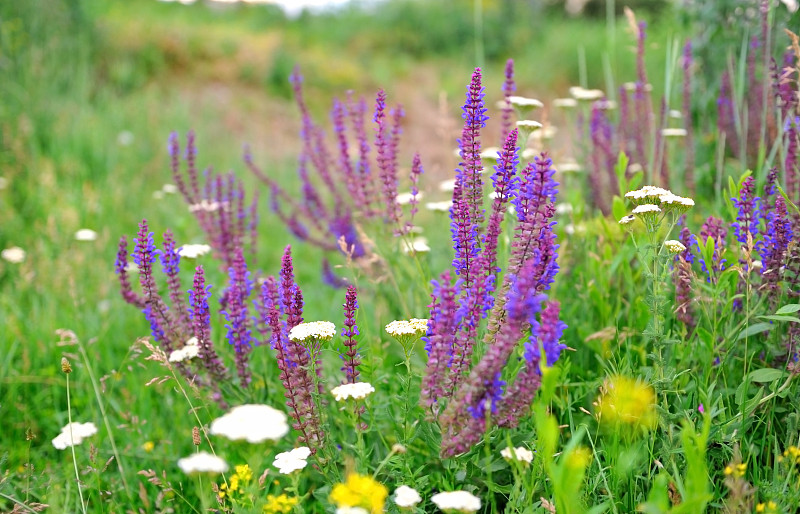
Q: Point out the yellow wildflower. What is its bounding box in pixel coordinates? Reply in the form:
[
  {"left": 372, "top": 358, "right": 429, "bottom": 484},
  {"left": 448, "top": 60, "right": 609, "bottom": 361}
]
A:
[
  {"left": 142, "top": 441, "right": 155, "bottom": 452},
  {"left": 264, "top": 494, "right": 299, "bottom": 513},
  {"left": 235, "top": 464, "right": 253, "bottom": 483},
  {"left": 595, "top": 376, "right": 658, "bottom": 433},
  {"left": 329, "top": 473, "right": 388, "bottom": 514}
]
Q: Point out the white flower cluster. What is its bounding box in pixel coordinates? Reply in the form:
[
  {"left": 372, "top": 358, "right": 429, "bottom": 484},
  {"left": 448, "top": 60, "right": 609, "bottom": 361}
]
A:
[
  {"left": 331, "top": 382, "right": 375, "bottom": 401},
  {"left": 500, "top": 446, "right": 534, "bottom": 465},
  {"left": 385, "top": 319, "right": 428, "bottom": 337},
  {"left": 168, "top": 337, "right": 200, "bottom": 363},
  {"left": 619, "top": 215, "right": 636, "bottom": 225},
  {"left": 396, "top": 191, "right": 422, "bottom": 205},
  {"left": 401, "top": 237, "right": 431, "bottom": 255},
  {"left": 426, "top": 200, "right": 453, "bottom": 212},
  {"left": 394, "top": 485, "right": 422, "bottom": 508},
  {"left": 508, "top": 96, "right": 544, "bottom": 109},
  {"left": 210, "top": 404, "right": 289, "bottom": 443},
  {"left": 569, "top": 86, "right": 605, "bottom": 101},
  {"left": 75, "top": 229, "right": 98, "bottom": 242},
  {"left": 431, "top": 490, "right": 482, "bottom": 513},
  {"left": 624, "top": 186, "right": 694, "bottom": 209},
  {"left": 632, "top": 204, "right": 661, "bottom": 215},
  {"left": 1, "top": 246, "right": 25, "bottom": 264},
  {"left": 178, "top": 244, "right": 212, "bottom": 259},
  {"left": 664, "top": 240, "right": 687, "bottom": 254},
  {"left": 178, "top": 451, "right": 228, "bottom": 475},
  {"left": 52, "top": 422, "right": 98, "bottom": 450},
  {"left": 273, "top": 446, "right": 311, "bottom": 474},
  {"left": 288, "top": 321, "right": 337, "bottom": 342}
]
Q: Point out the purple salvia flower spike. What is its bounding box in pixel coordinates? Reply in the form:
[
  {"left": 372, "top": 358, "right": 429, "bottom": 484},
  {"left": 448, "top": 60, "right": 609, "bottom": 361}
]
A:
[
  {"left": 457, "top": 68, "right": 488, "bottom": 229},
  {"left": 161, "top": 230, "right": 191, "bottom": 338},
  {"left": 189, "top": 266, "right": 227, "bottom": 381},
  {"left": 405, "top": 152, "right": 424, "bottom": 233},
  {"left": 340, "top": 285, "right": 361, "bottom": 384},
  {"left": 762, "top": 195, "right": 793, "bottom": 306},
  {"left": 115, "top": 236, "right": 146, "bottom": 308},
  {"left": 221, "top": 247, "right": 253, "bottom": 387},
  {"left": 500, "top": 58, "right": 515, "bottom": 144}
]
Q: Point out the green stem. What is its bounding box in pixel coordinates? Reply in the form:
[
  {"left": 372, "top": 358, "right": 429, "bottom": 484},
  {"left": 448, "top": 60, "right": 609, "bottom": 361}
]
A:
[{"left": 66, "top": 373, "right": 88, "bottom": 514}]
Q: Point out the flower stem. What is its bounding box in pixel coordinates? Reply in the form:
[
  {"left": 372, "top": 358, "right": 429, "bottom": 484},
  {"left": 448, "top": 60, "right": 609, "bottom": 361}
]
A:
[{"left": 65, "top": 373, "right": 88, "bottom": 514}]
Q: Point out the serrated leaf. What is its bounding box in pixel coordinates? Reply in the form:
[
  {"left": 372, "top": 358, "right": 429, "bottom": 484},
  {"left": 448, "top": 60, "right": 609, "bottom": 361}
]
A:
[
  {"left": 736, "top": 322, "right": 773, "bottom": 340},
  {"left": 776, "top": 304, "right": 800, "bottom": 315},
  {"left": 748, "top": 368, "right": 784, "bottom": 384}
]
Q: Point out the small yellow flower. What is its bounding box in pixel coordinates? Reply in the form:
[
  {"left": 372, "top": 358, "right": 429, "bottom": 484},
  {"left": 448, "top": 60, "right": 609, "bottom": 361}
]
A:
[
  {"left": 756, "top": 503, "right": 765, "bottom": 512},
  {"left": 235, "top": 464, "right": 253, "bottom": 483},
  {"left": 142, "top": 441, "right": 155, "bottom": 453},
  {"left": 329, "top": 473, "right": 388, "bottom": 514},
  {"left": 565, "top": 447, "right": 592, "bottom": 471},
  {"left": 264, "top": 493, "right": 299, "bottom": 513}
]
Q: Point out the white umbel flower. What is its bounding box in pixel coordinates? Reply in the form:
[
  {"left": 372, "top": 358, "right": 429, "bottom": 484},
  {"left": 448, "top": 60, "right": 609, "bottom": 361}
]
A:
[
  {"left": 500, "top": 446, "right": 534, "bottom": 465},
  {"left": 168, "top": 344, "right": 200, "bottom": 363},
  {"left": 178, "top": 244, "right": 211, "bottom": 259},
  {"left": 569, "top": 86, "right": 605, "bottom": 101},
  {"left": 632, "top": 204, "right": 662, "bottom": 214},
  {"left": 394, "top": 485, "right": 423, "bottom": 508},
  {"left": 52, "top": 422, "right": 98, "bottom": 450},
  {"left": 288, "top": 321, "right": 337, "bottom": 342},
  {"left": 426, "top": 200, "right": 453, "bottom": 212},
  {"left": 1, "top": 246, "right": 26, "bottom": 264},
  {"left": 401, "top": 237, "right": 431, "bottom": 254},
  {"left": 661, "top": 128, "right": 688, "bottom": 137},
  {"left": 210, "top": 404, "right": 289, "bottom": 443},
  {"left": 75, "top": 229, "right": 98, "bottom": 241},
  {"left": 619, "top": 215, "right": 636, "bottom": 225},
  {"left": 177, "top": 451, "right": 228, "bottom": 475},
  {"left": 431, "top": 491, "right": 481, "bottom": 513},
  {"left": 386, "top": 319, "right": 427, "bottom": 337},
  {"left": 515, "top": 120, "right": 543, "bottom": 131},
  {"left": 396, "top": 191, "right": 422, "bottom": 205},
  {"left": 509, "top": 96, "right": 544, "bottom": 109},
  {"left": 273, "top": 446, "right": 311, "bottom": 474},
  {"left": 664, "top": 240, "right": 687, "bottom": 254},
  {"left": 331, "top": 382, "right": 375, "bottom": 401},
  {"left": 553, "top": 98, "right": 578, "bottom": 109}
]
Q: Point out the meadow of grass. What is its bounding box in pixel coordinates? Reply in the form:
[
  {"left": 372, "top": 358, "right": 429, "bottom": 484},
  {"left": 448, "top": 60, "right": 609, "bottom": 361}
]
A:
[{"left": 2, "top": 0, "right": 800, "bottom": 512}]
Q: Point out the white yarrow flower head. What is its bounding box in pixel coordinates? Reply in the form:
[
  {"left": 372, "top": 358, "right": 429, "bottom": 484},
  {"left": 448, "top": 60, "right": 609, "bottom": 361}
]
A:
[
  {"left": 553, "top": 97, "right": 578, "bottom": 109},
  {"left": 500, "top": 446, "right": 535, "bottom": 465},
  {"left": 479, "top": 147, "right": 501, "bottom": 162},
  {"left": 515, "top": 120, "right": 543, "bottom": 142},
  {"left": 52, "top": 422, "right": 98, "bottom": 450},
  {"left": 1, "top": 246, "right": 26, "bottom": 264},
  {"left": 625, "top": 185, "right": 672, "bottom": 206},
  {"left": 331, "top": 382, "right": 375, "bottom": 402},
  {"left": 508, "top": 96, "right": 544, "bottom": 109},
  {"left": 288, "top": 321, "right": 336, "bottom": 343},
  {"left": 569, "top": 86, "right": 605, "bottom": 101},
  {"left": 401, "top": 237, "right": 431, "bottom": 255},
  {"left": 438, "top": 179, "right": 456, "bottom": 193},
  {"left": 632, "top": 204, "right": 662, "bottom": 215},
  {"left": 168, "top": 344, "right": 200, "bottom": 363},
  {"left": 431, "top": 491, "right": 481, "bottom": 513},
  {"left": 177, "top": 451, "right": 228, "bottom": 475},
  {"left": 210, "top": 404, "right": 289, "bottom": 443},
  {"left": 664, "top": 240, "right": 687, "bottom": 254},
  {"left": 178, "top": 244, "right": 211, "bottom": 259},
  {"left": 619, "top": 215, "right": 636, "bottom": 226},
  {"left": 273, "top": 446, "right": 311, "bottom": 474},
  {"left": 661, "top": 128, "right": 688, "bottom": 137},
  {"left": 396, "top": 191, "right": 422, "bottom": 205},
  {"left": 394, "top": 485, "right": 423, "bottom": 508},
  {"left": 162, "top": 183, "right": 179, "bottom": 194},
  {"left": 386, "top": 319, "right": 427, "bottom": 337},
  {"left": 74, "top": 229, "right": 98, "bottom": 242},
  {"left": 426, "top": 200, "right": 453, "bottom": 212}
]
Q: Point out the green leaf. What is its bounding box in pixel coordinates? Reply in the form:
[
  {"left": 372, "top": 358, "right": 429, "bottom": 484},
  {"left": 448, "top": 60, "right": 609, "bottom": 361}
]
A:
[
  {"left": 758, "top": 315, "right": 800, "bottom": 323},
  {"left": 748, "top": 368, "right": 784, "bottom": 384},
  {"left": 776, "top": 303, "right": 800, "bottom": 315},
  {"left": 736, "top": 322, "right": 773, "bottom": 340},
  {"left": 612, "top": 196, "right": 627, "bottom": 223}
]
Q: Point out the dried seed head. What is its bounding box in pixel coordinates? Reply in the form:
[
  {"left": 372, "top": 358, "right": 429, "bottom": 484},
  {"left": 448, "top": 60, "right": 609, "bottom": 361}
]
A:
[
  {"left": 25, "top": 427, "right": 35, "bottom": 441},
  {"left": 61, "top": 357, "right": 72, "bottom": 374},
  {"left": 192, "top": 426, "right": 201, "bottom": 446}
]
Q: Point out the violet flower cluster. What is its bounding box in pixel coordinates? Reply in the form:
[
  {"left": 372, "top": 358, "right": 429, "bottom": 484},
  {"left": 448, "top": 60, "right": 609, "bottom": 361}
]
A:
[
  {"left": 116, "top": 222, "right": 366, "bottom": 451},
  {"left": 244, "top": 68, "right": 425, "bottom": 286},
  {"left": 419, "top": 67, "right": 566, "bottom": 458},
  {"left": 169, "top": 131, "right": 259, "bottom": 271}
]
